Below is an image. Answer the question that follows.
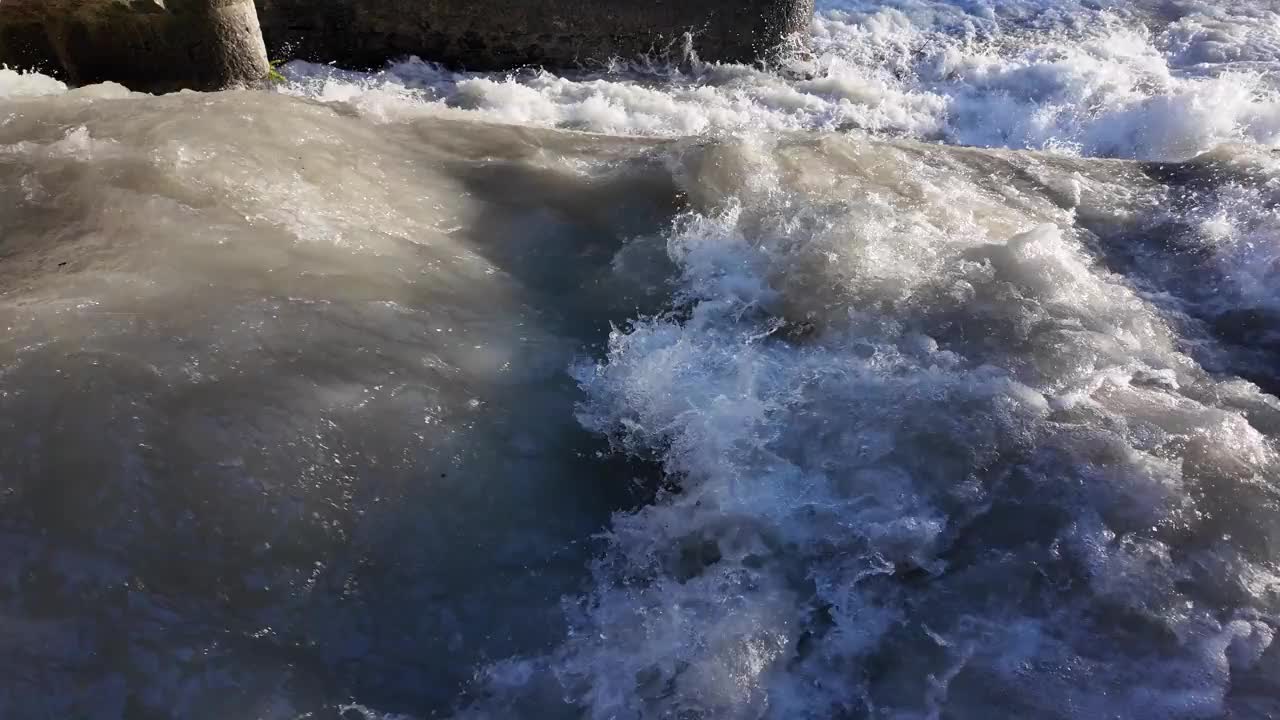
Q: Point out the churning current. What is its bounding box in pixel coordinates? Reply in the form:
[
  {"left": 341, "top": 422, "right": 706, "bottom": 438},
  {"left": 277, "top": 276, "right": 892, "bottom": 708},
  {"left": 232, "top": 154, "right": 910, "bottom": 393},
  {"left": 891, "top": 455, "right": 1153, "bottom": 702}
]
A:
[{"left": 2, "top": 1, "right": 1279, "bottom": 718}]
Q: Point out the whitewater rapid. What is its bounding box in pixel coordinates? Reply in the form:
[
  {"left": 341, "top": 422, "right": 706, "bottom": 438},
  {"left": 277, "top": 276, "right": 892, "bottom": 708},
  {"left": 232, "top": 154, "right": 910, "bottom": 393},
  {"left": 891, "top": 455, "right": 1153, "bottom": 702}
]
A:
[
  {"left": 1, "top": 1, "right": 1278, "bottom": 719},
  {"left": 271, "top": 0, "right": 1280, "bottom": 159}
]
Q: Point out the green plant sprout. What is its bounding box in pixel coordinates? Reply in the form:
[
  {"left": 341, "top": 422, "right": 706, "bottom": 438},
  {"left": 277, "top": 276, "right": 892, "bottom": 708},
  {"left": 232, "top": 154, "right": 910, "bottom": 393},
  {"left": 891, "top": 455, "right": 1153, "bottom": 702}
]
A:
[{"left": 267, "top": 59, "right": 286, "bottom": 85}]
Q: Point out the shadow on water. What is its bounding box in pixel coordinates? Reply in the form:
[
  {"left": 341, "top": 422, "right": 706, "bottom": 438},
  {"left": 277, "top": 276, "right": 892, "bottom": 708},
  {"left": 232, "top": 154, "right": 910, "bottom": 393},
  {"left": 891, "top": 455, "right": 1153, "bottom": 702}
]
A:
[{"left": 0, "top": 98, "right": 682, "bottom": 719}]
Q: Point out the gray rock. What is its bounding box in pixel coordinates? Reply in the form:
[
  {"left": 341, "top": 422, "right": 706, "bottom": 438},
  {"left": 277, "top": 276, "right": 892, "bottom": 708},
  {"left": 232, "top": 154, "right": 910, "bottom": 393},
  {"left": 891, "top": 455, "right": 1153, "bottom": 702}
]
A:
[
  {"left": 258, "top": 0, "right": 815, "bottom": 70},
  {"left": 0, "top": 0, "right": 269, "bottom": 92},
  {"left": 0, "top": 0, "right": 812, "bottom": 92}
]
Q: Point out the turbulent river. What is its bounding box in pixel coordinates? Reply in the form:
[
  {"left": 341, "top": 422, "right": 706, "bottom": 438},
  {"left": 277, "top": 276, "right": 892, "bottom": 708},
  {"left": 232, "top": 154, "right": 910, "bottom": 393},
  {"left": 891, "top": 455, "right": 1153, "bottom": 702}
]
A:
[{"left": 2, "top": 1, "right": 1279, "bottom": 718}]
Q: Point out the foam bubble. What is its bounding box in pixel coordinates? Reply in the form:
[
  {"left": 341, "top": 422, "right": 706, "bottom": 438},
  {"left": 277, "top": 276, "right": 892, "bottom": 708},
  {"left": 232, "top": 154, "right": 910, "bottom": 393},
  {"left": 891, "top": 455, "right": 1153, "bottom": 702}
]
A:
[
  {"left": 476, "top": 134, "right": 1280, "bottom": 719},
  {"left": 277, "top": 0, "right": 1280, "bottom": 161},
  {"left": 0, "top": 68, "right": 68, "bottom": 98}
]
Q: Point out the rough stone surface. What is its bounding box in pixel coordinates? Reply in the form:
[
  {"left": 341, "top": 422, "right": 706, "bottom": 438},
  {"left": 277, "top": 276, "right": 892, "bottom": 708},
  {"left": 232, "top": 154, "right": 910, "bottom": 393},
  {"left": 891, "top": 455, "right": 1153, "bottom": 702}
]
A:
[
  {"left": 0, "top": 0, "right": 813, "bottom": 91},
  {"left": 257, "top": 0, "right": 816, "bottom": 71},
  {"left": 0, "top": 0, "right": 269, "bottom": 92}
]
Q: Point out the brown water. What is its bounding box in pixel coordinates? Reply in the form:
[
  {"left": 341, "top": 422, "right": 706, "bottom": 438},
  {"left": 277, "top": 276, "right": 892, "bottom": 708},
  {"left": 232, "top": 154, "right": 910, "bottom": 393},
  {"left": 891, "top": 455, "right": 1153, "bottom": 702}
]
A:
[
  {"left": 1, "top": 2, "right": 1279, "bottom": 714},
  {"left": 0, "top": 87, "right": 682, "bottom": 716}
]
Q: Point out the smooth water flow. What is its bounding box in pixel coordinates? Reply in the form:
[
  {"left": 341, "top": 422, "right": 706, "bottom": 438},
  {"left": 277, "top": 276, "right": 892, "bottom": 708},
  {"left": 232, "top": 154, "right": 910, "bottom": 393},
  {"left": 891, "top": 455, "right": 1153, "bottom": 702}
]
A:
[{"left": 1, "top": 1, "right": 1278, "bottom": 718}]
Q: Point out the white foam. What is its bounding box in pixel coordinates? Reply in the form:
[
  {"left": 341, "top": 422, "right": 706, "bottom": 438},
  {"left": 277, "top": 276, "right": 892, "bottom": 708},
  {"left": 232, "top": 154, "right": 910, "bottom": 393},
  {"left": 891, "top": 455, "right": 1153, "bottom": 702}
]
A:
[
  {"left": 1135, "top": 147, "right": 1280, "bottom": 317},
  {"left": 278, "top": 0, "right": 1280, "bottom": 160},
  {"left": 497, "top": 135, "right": 1280, "bottom": 719},
  {"left": 0, "top": 67, "right": 68, "bottom": 98}
]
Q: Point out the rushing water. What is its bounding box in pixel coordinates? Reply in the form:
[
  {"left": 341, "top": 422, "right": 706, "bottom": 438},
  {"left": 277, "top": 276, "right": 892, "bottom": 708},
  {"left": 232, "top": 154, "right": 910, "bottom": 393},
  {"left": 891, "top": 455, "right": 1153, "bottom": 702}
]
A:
[{"left": 2, "top": 1, "right": 1279, "bottom": 719}]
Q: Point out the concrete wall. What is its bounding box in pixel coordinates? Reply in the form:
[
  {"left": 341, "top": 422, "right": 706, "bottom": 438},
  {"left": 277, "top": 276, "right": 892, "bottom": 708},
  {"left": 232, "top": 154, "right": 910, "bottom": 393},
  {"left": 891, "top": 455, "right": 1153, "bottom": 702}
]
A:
[
  {"left": 0, "top": 0, "right": 814, "bottom": 92},
  {"left": 258, "top": 0, "right": 816, "bottom": 70}
]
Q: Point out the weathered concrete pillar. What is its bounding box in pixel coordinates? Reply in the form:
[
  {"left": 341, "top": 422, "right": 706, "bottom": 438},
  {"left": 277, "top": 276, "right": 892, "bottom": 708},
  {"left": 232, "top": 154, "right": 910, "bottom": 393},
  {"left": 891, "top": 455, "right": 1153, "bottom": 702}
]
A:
[
  {"left": 0, "top": 0, "right": 269, "bottom": 93},
  {"left": 257, "top": 0, "right": 815, "bottom": 71}
]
